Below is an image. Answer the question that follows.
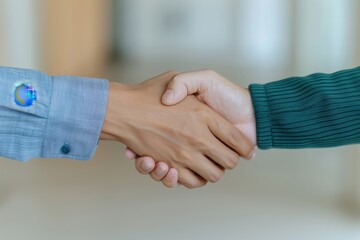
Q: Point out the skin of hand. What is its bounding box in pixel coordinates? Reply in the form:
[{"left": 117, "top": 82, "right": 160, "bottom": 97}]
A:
[
  {"left": 126, "top": 70, "right": 257, "bottom": 187},
  {"left": 100, "top": 71, "right": 254, "bottom": 189}
]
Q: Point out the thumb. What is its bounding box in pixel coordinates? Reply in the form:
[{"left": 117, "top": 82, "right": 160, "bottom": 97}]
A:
[{"left": 161, "top": 73, "right": 202, "bottom": 105}]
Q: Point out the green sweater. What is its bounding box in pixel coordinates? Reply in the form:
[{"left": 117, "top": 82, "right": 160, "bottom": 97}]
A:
[{"left": 249, "top": 66, "right": 360, "bottom": 149}]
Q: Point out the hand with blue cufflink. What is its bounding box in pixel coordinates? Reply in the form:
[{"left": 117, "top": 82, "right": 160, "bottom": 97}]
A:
[{"left": 0, "top": 67, "right": 253, "bottom": 188}]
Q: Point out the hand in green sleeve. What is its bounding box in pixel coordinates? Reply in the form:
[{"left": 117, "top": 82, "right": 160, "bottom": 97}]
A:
[{"left": 127, "top": 66, "right": 360, "bottom": 187}]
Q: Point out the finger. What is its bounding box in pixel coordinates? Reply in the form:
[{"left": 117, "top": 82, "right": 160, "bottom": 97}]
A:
[
  {"left": 162, "top": 168, "right": 179, "bottom": 188},
  {"left": 150, "top": 162, "right": 170, "bottom": 181},
  {"left": 245, "top": 152, "right": 256, "bottom": 161},
  {"left": 125, "top": 147, "right": 138, "bottom": 159},
  {"left": 177, "top": 168, "right": 207, "bottom": 189},
  {"left": 205, "top": 139, "right": 240, "bottom": 170},
  {"left": 207, "top": 112, "right": 254, "bottom": 165},
  {"left": 135, "top": 156, "right": 156, "bottom": 174},
  {"left": 184, "top": 154, "right": 225, "bottom": 183},
  {"left": 162, "top": 71, "right": 207, "bottom": 105}
]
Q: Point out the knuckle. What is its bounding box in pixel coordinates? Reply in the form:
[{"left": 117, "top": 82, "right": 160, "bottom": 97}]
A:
[
  {"left": 225, "top": 155, "right": 239, "bottom": 169},
  {"left": 183, "top": 181, "right": 197, "bottom": 189},
  {"left": 182, "top": 182, "right": 194, "bottom": 189},
  {"left": 184, "top": 131, "right": 206, "bottom": 149},
  {"left": 175, "top": 149, "right": 192, "bottom": 165},
  {"left": 183, "top": 179, "right": 206, "bottom": 189},
  {"left": 188, "top": 108, "right": 212, "bottom": 125},
  {"left": 244, "top": 146, "right": 254, "bottom": 159},
  {"left": 193, "top": 109, "right": 212, "bottom": 126},
  {"left": 163, "top": 181, "right": 175, "bottom": 188},
  {"left": 199, "top": 109, "right": 211, "bottom": 120},
  {"left": 189, "top": 135, "right": 205, "bottom": 148},
  {"left": 136, "top": 162, "right": 147, "bottom": 174},
  {"left": 170, "top": 73, "right": 184, "bottom": 87},
  {"left": 150, "top": 173, "right": 162, "bottom": 181},
  {"left": 229, "top": 130, "right": 244, "bottom": 146},
  {"left": 245, "top": 141, "right": 255, "bottom": 155},
  {"left": 208, "top": 169, "right": 224, "bottom": 183}
]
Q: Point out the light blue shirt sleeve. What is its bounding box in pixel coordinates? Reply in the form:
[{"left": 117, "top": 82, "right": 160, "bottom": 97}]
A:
[{"left": 0, "top": 66, "right": 109, "bottom": 161}]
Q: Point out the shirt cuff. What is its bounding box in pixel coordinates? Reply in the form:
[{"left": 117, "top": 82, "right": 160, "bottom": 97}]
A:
[
  {"left": 248, "top": 84, "right": 273, "bottom": 149},
  {"left": 41, "top": 76, "right": 109, "bottom": 160},
  {"left": 0, "top": 67, "right": 52, "bottom": 161}
]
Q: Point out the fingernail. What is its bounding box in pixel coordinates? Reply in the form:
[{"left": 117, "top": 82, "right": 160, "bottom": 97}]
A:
[
  {"left": 246, "top": 152, "right": 255, "bottom": 161},
  {"left": 162, "top": 90, "right": 174, "bottom": 103},
  {"left": 141, "top": 161, "right": 151, "bottom": 172}
]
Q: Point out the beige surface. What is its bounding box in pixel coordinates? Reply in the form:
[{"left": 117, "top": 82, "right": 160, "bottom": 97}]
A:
[{"left": 1, "top": 138, "right": 360, "bottom": 240}]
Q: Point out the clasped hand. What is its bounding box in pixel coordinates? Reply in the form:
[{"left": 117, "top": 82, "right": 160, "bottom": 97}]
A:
[{"left": 101, "top": 71, "right": 254, "bottom": 188}]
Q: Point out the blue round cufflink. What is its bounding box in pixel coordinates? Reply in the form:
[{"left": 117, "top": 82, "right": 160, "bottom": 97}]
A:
[
  {"left": 14, "top": 84, "right": 37, "bottom": 107},
  {"left": 61, "top": 144, "right": 71, "bottom": 155}
]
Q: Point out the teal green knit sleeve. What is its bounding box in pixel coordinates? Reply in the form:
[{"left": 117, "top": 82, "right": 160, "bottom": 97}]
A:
[{"left": 249, "top": 66, "right": 360, "bottom": 149}]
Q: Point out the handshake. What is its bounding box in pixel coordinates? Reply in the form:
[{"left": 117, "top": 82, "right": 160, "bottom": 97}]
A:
[
  {"left": 100, "top": 70, "right": 256, "bottom": 189},
  {"left": 99, "top": 66, "right": 360, "bottom": 188}
]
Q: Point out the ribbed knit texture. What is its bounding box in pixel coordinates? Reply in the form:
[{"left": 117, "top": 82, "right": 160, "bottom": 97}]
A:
[{"left": 249, "top": 66, "right": 360, "bottom": 149}]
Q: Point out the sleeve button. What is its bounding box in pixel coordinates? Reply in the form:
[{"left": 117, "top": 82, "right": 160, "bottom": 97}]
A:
[{"left": 60, "top": 144, "right": 71, "bottom": 154}]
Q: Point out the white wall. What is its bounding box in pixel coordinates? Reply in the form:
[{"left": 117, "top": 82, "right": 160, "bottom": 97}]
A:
[
  {"left": 117, "top": 0, "right": 235, "bottom": 62},
  {"left": 294, "top": 0, "right": 358, "bottom": 74},
  {"left": 0, "top": 0, "right": 40, "bottom": 69}
]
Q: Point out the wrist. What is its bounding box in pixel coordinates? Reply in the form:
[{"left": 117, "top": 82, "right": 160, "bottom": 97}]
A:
[
  {"left": 100, "top": 82, "right": 129, "bottom": 141},
  {"left": 243, "top": 88, "right": 257, "bottom": 146}
]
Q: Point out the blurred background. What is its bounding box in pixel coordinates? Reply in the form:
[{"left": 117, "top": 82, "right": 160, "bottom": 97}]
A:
[{"left": 1, "top": 0, "right": 360, "bottom": 239}]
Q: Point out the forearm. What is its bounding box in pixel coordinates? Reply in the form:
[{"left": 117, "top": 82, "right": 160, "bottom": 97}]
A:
[{"left": 249, "top": 66, "right": 360, "bottom": 149}]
